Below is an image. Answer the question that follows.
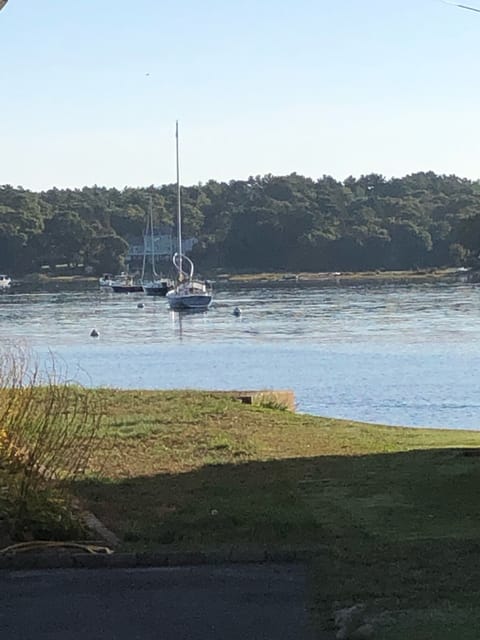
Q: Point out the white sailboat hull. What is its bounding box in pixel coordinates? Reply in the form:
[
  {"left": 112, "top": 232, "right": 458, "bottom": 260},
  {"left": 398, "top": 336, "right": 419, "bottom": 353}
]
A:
[{"left": 166, "top": 290, "right": 212, "bottom": 310}]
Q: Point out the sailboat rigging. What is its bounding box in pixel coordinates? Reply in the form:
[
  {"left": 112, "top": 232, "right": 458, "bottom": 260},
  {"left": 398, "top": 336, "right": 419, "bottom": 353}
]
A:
[
  {"left": 166, "top": 122, "right": 212, "bottom": 310},
  {"left": 142, "top": 196, "right": 173, "bottom": 297}
]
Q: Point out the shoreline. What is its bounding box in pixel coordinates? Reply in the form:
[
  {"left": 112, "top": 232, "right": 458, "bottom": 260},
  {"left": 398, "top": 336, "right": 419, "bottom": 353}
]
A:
[
  {"left": 221, "top": 267, "right": 463, "bottom": 285},
  {"left": 14, "top": 267, "right": 465, "bottom": 288}
]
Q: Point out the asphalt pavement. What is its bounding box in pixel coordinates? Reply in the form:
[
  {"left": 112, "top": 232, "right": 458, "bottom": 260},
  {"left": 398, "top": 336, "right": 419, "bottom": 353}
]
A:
[{"left": 0, "top": 564, "right": 317, "bottom": 639}]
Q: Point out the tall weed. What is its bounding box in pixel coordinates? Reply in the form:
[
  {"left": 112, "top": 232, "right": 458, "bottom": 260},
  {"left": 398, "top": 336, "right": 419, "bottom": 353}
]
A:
[{"left": 0, "top": 347, "right": 106, "bottom": 534}]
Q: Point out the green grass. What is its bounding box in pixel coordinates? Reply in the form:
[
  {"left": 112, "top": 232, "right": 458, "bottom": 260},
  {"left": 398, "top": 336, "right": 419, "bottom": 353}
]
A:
[
  {"left": 379, "top": 605, "right": 480, "bottom": 640},
  {"left": 5, "top": 388, "right": 480, "bottom": 637},
  {"left": 74, "top": 391, "right": 480, "bottom": 551}
]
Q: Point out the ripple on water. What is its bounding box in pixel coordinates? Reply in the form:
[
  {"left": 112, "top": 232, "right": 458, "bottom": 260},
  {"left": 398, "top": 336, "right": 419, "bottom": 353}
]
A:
[{"left": 1, "top": 281, "right": 480, "bottom": 428}]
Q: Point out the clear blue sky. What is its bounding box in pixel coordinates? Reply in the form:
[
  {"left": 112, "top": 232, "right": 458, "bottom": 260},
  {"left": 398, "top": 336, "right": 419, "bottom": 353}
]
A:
[{"left": 1, "top": 0, "right": 480, "bottom": 190}]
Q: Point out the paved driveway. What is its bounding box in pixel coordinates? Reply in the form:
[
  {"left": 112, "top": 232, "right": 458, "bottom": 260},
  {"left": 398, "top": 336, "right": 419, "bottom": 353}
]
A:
[{"left": 0, "top": 564, "right": 316, "bottom": 639}]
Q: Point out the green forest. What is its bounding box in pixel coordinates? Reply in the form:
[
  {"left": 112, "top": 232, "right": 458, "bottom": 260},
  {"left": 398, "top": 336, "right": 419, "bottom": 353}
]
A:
[{"left": 1, "top": 171, "right": 480, "bottom": 276}]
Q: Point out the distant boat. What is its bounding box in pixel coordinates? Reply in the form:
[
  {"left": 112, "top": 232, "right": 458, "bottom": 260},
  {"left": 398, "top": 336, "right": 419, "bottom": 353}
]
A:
[
  {"left": 110, "top": 272, "right": 143, "bottom": 293},
  {"left": 141, "top": 196, "right": 173, "bottom": 297},
  {"left": 99, "top": 273, "right": 115, "bottom": 287},
  {"left": 99, "top": 272, "right": 141, "bottom": 290},
  {"left": 143, "top": 279, "right": 172, "bottom": 297},
  {"left": 0, "top": 274, "right": 11, "bottom": 290},
  {"left": 166, "top": 122, "right": 212, "bottom": 311}
]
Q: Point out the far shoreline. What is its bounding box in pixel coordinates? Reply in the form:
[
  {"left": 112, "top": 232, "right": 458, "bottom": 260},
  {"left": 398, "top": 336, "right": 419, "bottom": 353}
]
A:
[
  {"left": 15, "top": 267, "right": 467, "bottom": 289},
  {"left": 222, "top": 267, "right": 465, "bottom": 286}
]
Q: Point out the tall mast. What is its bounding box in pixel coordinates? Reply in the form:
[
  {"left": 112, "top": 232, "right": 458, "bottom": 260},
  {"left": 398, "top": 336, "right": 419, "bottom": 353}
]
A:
[
  {"left": 149, "top": 195, "right": 157, "bottom": 277},
  {"left": 176, "top": 121, "right": 183, "bottom": 276},
  {"left": 141, "top": 202, "right": 149, "bottom": 281}
]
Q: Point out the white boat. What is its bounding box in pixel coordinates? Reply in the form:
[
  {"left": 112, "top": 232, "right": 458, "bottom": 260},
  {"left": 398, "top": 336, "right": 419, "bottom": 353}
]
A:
[
  {"left": 98, "top": 273, "right": 115, "bottom": 287},
  {"left": 166, "top": 122, "right": 212, "bottom": 311},
  {"left": 99, "top": 272, "right": 142, "bottom": 292},
  {"left": 0, "top": 274, "right": 11, "bottom": 289},
  {"left": 167, "top": 254, "right": 212, "bottom": 310},
  {"left": 110, "top": 273, "right": 143, "bottom": 293},
  {"left": 141, "top": 197, "right": 173, "bottom": 297},
  {"left": 98, "top": 271, "right": 142, "bottom": 293}
]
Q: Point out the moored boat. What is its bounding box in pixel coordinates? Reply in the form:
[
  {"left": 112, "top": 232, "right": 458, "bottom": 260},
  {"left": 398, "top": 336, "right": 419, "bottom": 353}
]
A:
[
  {"left": 99, "top": 273, "right": 115, "bottom": 287},
  {"left": 166, "top": 122, "right": 212, "bottom": 311},
  {"left": 141, "top": 197, "right": 174, "bottom": 297},
  {"left": 0, "top": 274, "right": 11, "bottom": 290},
  {"left": 143, "top": 280, "right": 173, "bottom": 296},
  {"left": 111, "top": 273, "right": 143, "bottom": 293}
]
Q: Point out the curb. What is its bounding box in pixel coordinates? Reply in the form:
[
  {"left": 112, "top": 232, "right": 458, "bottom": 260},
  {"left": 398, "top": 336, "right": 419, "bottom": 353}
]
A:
[{"left": 0, "top": 546, "right": 325, "bottom": 571}]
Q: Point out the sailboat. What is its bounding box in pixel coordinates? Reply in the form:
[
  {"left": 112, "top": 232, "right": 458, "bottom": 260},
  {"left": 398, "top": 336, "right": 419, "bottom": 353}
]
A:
[
  {"left": 166, "top": 122, "right": 212, "bottom": 311},
  {"left": 142, "top": 196, "right": 174, "bottom": 297}
]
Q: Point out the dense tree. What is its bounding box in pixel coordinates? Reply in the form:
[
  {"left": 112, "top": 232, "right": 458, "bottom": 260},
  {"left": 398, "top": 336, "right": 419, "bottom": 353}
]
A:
[
  {"left": 0, "top": 186, "right": 48, "bottom": 272},
  {"left": 1, "top": 172, "right": 480, "bottom": 276}
]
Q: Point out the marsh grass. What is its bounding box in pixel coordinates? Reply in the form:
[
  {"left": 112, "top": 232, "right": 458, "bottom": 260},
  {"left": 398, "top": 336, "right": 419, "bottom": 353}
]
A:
[{"left": 226, "top": 268, "right": 456, "bottom": 284}]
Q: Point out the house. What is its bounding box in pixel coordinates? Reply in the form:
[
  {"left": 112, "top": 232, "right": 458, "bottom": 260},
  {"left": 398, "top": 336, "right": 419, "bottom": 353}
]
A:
[{"left": 125, "top": 227, "right": 197, "bottom": 269}]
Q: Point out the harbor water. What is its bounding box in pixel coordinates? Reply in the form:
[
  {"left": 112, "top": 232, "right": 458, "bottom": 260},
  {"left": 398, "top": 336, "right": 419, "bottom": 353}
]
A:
[{"left": 0, "top": 280, "right": 479, "bottom": 429}]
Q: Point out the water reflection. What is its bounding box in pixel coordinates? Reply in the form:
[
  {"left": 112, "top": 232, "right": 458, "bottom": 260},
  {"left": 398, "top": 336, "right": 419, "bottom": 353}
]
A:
[{"left": 170, "top": 308, "right": 212, "bottom": 341}]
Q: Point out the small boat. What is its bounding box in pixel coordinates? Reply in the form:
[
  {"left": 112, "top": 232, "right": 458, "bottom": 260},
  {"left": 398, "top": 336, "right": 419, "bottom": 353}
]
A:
[
  {"left": 141, "top": 197, "right": 174, "bottom": 297},
  {"left": 111, "top": 273, "right": 143, "bottom": 293},
  {"left": 166, "top": 122, "right": 212, "bottom": 311},
  {"left": 99, "top": 273, "right": 115, "bottom": 287},
  {"left": 143, "top": 280, "right": 173, "bottom": 296},
  {"left": 0, "top": 274, "right": 11, "bottom": 289}
]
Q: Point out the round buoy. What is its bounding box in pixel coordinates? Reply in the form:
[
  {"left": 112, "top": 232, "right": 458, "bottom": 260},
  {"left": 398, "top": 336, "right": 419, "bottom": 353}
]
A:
[
  {"left": 90, "top": 329, "right": 99, "bottom": 338},
  {"left": 233, "top": 307, "right": 241, "bottom": 317},
  {"left": 137, "top": 302, "right": 145, "bottom": 309}
]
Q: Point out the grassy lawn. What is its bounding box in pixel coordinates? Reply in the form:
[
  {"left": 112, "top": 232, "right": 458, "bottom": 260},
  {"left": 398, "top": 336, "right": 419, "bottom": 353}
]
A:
[
  {"left": 3, "top": 388, "right": 480, "bottom": 637},
  {"left": 64, "top": 389, "right": 480, "bottom": 637}
]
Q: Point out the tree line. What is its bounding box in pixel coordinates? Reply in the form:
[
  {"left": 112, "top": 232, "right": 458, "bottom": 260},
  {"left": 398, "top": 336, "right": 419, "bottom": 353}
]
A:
[{"left": 1, "top": 171, "right": 480, "bottom": 276}]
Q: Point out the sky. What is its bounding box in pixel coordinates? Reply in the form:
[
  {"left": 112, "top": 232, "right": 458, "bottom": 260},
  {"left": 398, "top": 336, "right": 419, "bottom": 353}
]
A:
[{"left": 1, "top": 0, "right": 480, "bottom": 190}]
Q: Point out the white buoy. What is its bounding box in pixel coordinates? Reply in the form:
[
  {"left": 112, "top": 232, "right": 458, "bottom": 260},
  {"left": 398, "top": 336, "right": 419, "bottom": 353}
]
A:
[
  {"left": 90, "top": 329, "right": 99, "bottom": 338},
  {"left": 233, "top": 307, "right": 241, "bottom": 317}
]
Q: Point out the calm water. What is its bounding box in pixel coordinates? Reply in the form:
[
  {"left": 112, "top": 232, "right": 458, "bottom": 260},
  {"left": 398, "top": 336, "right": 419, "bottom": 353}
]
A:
[{"left": 1, "top": 281, "right": 479, "bottom": 429}]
